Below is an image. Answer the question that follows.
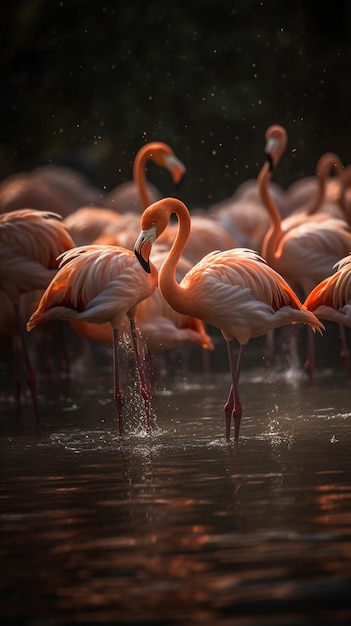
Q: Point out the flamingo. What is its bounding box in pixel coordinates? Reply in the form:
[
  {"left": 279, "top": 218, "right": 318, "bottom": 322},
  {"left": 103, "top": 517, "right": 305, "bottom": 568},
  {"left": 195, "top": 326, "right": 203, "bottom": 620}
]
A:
[
  {"left": 64, "top": 141, "right": 186, "bottom": 246},
  {"left": 0, "top": 209, "right": 76, "bottom": 417},
  {"left": 134, "top": 197, "right": 324, "bottom": 442},
  {"left": 106, "top": 141, "right": 185, "bottom": 213},
  {"left": 258, "top": 125, "right": 351, "bottom": 381},
  {"left": 26, "top": 244, "right": 158, "bottom": 433},
  {"left": 304, "top": 254, "right": 351, "bottom": 328},
  {"left": 282, "top": 152, "right": 345, "bottom": 230},
  {"left": 284, "top": 153, "right": 344, "bottom": 217}
]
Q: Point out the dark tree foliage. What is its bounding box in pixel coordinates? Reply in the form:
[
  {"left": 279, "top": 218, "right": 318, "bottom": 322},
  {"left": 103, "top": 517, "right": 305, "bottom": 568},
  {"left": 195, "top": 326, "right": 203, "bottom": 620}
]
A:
[{"left": 1, "top": 0, "right": 350, "bottom": 207}]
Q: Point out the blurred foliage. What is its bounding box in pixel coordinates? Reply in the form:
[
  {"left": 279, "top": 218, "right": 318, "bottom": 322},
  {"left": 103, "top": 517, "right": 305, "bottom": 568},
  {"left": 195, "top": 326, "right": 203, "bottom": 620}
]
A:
[{"left": 1, "top": 0, "right": 351, "bottom": 206}]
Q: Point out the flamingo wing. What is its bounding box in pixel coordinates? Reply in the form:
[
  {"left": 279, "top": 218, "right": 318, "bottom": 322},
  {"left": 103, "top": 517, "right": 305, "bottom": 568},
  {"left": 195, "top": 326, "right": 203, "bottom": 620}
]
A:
[
  {"left": 304, "top": 254, "right": 351, "bottom": 325},
  {"left": 27, "top": 245, "right": 157, "bottom": 329},
  {"left": 180, "top": 248, "right": 322, "bottom": 343}
]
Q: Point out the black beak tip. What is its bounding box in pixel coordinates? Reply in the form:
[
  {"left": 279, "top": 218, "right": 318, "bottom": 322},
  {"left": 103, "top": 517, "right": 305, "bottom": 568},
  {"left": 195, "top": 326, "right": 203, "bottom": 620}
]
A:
[
  {"left": 134, "top": 248, "right": 151, "bottom": 273},
  {"left": 264, "top": 151, "right": 274, "bottom": 173}
]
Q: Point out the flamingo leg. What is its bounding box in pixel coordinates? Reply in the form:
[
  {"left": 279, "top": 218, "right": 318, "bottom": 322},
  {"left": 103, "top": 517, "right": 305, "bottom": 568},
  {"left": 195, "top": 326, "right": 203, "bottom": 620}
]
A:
[
  {"left": 224, "top": 341, "right": 244, "bottom": 442},
  {"left": 338, "top": 323, "right": 350, "bottom": 377},
  {"left": 112, "top": 328, "right": 125, "bottom": 434},
  {"left": 14, "top": 302, "right": 40, "bottom": 422},
  {"left": 224, "top": 384, "right": 234, "bottom": 439},
  {"left": 264, "top": 329, "right": 275, "bottom": 368},
  {"left": 236, "top": 343, "right": 245, "bottom": 382},
  {"left": 303, "top": 326, "right": 315, "bottom": 386},
  {"left": 129, "top": 319, "right": 152, "bottom": 430}
]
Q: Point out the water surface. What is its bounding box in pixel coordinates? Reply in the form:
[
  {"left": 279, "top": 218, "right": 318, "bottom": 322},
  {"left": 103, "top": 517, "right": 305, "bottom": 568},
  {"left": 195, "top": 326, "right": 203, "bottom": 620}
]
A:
[{"left": 1, "top": 340, "right": 351, "bottom": 625}]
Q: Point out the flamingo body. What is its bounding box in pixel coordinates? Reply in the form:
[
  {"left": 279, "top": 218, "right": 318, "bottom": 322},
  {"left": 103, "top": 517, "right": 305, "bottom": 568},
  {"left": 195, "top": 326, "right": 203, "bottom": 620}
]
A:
[
  {"left": 0, "top": 209, "right": 76, "bottom": 301},
  {"left": 0, "top": 165, "right": 103, "bottom": 218},
  {"left": 26, "top": 245, "right": 155, "bottom": 328},
  {"left": 27, "top": 244, "right": 158, "bottom": 431},
  {"left": 178, "top": 247, "right": 321, "bottom": 344}
]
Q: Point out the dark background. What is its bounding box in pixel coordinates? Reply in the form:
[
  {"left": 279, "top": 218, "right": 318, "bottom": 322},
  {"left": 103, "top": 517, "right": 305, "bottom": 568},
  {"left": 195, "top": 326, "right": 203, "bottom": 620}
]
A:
[{"left": 1, "top": 0, "right": 351, "bottom": 208}]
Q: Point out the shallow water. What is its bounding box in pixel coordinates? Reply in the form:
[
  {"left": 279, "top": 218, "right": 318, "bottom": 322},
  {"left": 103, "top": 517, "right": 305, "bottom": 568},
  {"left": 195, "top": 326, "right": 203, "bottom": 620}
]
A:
[{"left": 1, "top": 337, "right": 351, "bottom": 625}]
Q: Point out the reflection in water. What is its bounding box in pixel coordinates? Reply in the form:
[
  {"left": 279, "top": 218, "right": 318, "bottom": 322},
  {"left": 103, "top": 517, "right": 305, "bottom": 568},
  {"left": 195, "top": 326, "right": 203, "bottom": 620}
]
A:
[{"left": 1, "top": 357, "right": 351, "bottom": 624}]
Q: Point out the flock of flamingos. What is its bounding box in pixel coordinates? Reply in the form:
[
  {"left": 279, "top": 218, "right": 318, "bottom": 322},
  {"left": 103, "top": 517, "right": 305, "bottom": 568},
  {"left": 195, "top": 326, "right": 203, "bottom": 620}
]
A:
[{"left": 1, "top": 124, "right": 351, "bottom": 441}]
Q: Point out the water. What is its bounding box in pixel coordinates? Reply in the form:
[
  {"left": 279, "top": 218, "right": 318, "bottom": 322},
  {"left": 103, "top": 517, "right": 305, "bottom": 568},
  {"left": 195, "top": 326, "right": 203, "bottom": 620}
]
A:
[{"left": 1, "top": 334, "right": 351, "bottom": 625}]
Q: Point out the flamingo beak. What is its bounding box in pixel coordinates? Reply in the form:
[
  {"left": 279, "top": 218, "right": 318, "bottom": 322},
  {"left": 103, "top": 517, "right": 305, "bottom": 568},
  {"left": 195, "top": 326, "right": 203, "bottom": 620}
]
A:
[
  {"left": 134, "top": 225, "right": 156, "bottom": 274},
  {"left": 165, "top": 155, "right": 186, "bottom": 186},
  {"left": 264, "top": 137, "right": 280, "bottom": 172}
]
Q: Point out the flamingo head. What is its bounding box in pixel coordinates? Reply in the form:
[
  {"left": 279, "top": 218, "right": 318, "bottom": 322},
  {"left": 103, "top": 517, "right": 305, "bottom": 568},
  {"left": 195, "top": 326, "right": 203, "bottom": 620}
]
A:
[
  {"left": 134, "top": 223, "right": 156, "bottom": 273},
  {"left": 134, "top": 197, "right": 185, "bottom": 273},
  {"left": 264, "top": 124, "right": 287, "bottom": 172},
  {"left": 147, "top": 142, "right": 186, "bottom": 185}
]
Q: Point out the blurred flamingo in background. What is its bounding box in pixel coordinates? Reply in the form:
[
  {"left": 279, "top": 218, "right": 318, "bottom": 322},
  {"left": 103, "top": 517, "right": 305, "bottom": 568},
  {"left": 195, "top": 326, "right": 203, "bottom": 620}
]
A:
[
  {"left": 282, "top": 152, "right": 345, "bottom": 230},
  {"left": 258, "top": 125, "right": 351, "bottom": 382},
  {"left": 156, "top": 215, "right": 236, "bottom": 265},
  {"left": 27, "top": 244, "right": 158, "bottom": 433},
  {"left": 63, "top": 207, "right": 122, "bottom": 247},
  {"left": 285, "top": 152, "right": 344, "bottom": 217},
  {"left": 0, "top": 164, "right": 104, "bottom": 217},
  {"left": 64, "top": 141, "right": 186, "bottom": 247},
  {"left": 0, "top": 209, "right": 76, "bottom": 418},
  {"left": 31, "top": 164, "right": 105, "bottom": 213},
  {"left": 211, "top": 193, "right": 271, "bottom": 253},
  {"left": 209, "top": 177, "right": 286, "bottom": 253},
  {"left": 0, "top": 173, "right": 69, "bottom": 217},
  {"left": 106, "top": 179, "right": 161, "bottom": 214},
  {"left": 106, "top": 141, "right": 185, "bottom": 213},
  {"left": 134, "top": 197, "right": 324, "bottom": 442}
]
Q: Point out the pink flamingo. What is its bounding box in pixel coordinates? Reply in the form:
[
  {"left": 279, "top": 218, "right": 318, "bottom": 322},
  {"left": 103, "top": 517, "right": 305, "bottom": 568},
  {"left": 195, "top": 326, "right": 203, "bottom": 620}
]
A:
[
  {"left": 134, "top": 197, "right": 324, "bottom": 442},
  {"left": 27, "top": 244, "right": 158, "bottom": 433},
  {"left": 285, "top": 152, "right": 344, "bottom": 217}
]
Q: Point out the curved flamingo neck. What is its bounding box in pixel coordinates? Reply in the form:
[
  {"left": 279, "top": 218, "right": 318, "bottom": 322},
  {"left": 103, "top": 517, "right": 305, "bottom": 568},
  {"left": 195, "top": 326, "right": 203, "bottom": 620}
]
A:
[
  {"left": 305, "top": 172, "right": 326, "bottom": 216},
  {"left": 258, "top": 161, "right": 283, "bottom": 263},
  {"left": 158, "top": 201, "right": 191, "bottom": 312},
  {"left": 306, "top": 154, "right": 343, "bottom": 216},
  {"left": 133, "top": 147, "right": 154, "bottom": 209}
]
